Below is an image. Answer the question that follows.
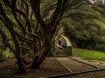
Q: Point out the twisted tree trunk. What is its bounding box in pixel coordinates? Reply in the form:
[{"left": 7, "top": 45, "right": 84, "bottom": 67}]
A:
[{"left": 32, "top": 35, "right": 51, "bottom": 68}]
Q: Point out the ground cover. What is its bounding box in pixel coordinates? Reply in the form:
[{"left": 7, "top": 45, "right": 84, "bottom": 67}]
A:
[{"left": 73, "top": 48, "right": 105, "bottom": 61}]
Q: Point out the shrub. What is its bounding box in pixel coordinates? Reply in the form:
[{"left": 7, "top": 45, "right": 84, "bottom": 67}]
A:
[
  {"left": 96, "top": 43, "right": 105, "bottom": 52},
  {"left": 3, "top": 48, "right": 14, "bottom": 59},
  {"left": 0, "top": 49, "right": 5, "bottom": 62}
]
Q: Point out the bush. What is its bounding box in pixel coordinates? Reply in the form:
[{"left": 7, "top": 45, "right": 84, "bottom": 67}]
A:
[
  {"left": 96, "top": 43, "right": 105, "bottom": 52},
  {"left": 0, "top": 44, "right": 6, "bottom": 50},
  {"left": 0, "top": 49, "right": 5, "bottom": 62},
  {"left": 3, "top": 48, "right": 14, "bottom": 59}
]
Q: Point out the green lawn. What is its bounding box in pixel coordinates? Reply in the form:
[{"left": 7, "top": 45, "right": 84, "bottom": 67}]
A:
[{"left": 73, "top": 48, "right": 105, "bottom": 61}]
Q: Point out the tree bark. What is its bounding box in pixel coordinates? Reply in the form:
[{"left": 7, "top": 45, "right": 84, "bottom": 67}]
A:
[
  {"left": 16, "top": 58, "right": 26, "bottom": 73},
  {"left": 32, "top": 35, "right": 51, "bottom": 68}
]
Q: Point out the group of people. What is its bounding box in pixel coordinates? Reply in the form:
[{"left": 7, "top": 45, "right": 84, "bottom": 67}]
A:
[{"left": 56, "top": 40, "right": 67, "bottom": 52}]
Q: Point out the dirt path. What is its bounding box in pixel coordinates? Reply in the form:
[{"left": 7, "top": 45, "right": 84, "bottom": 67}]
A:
[
  {"left": 0, "top": 57, "right": 105, "bottom": 78},
  {"left": 59, "top": 70, "right": 105, "bottom": 78},
  {"left": 56, "top": 57, "right": 96, "bottom": 72},
  {"left": 0, "top": 57, "right": 70, "bottom": 78}
]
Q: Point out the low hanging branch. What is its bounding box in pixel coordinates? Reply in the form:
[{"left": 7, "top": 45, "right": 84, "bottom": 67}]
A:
[
  {"left": 0, "top": 0, "right": 70, "bottom": 72},
  {"left": 30, "top": 0, "right": 47, "bottom": 31}
]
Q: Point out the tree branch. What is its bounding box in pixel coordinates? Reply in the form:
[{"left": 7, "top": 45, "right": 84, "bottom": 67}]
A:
[{"left": 30, "top": 0, "right": 47, "bottom": 31}]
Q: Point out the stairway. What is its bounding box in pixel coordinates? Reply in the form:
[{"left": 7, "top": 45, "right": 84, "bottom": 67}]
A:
[{"left": 56, "top": 51, "right": 68, "bottom": 57}]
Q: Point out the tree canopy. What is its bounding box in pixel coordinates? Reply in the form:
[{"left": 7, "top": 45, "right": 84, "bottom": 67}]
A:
[
  {"left": 0, "top": 0, "right": 105, "bottom": 73},
  {"left": 0, "top": 0, "right": 71, "bottom": 73}
]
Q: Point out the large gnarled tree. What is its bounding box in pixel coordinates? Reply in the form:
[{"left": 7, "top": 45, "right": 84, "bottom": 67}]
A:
[{"left": 0, "top": 0, "right": 70, "bottom": 73}]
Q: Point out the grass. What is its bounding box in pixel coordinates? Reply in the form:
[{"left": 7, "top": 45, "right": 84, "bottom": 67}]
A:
[{"left": 73, "top": 48, "right": 105, "bottom": 61}]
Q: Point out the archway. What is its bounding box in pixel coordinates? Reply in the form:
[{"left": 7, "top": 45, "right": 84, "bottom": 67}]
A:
[{"left": 54, "top": 35, "right": 72, "bottom": 56}]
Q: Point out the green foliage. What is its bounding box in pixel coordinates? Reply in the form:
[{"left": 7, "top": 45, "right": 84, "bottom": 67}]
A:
[
  {"left": 62, "top": 3, "right": 103, "bottom": 39},
  {"left": 73, "top": 48, "right": 105, "bottom": 61},
  {"left": 3, "top": 48, "right": 14, "bottom": 59},
  {"left": 96, "top": 42, "right": 105, "bottom": 52},
  {"left": 61, "top": 1, "right": 105, "bottom": 51},
  {"left": 0, "top": 44, "right": 13, "bottom": 60},
  {"left": 0, "top": 49, "right": 4, "bottom": 57},
  {"left": 0, "top": 49, "right": 5, "bottom": 62},
  {"left": 0, "top": 44, "right": 6, "bottom": 50}
]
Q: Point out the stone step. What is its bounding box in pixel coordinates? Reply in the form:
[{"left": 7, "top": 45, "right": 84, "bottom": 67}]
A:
[{"left": 56, "top": 54, "right": 68, "bottom": 57}]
